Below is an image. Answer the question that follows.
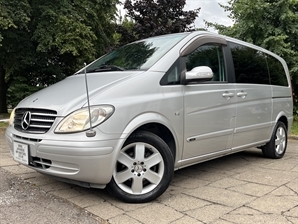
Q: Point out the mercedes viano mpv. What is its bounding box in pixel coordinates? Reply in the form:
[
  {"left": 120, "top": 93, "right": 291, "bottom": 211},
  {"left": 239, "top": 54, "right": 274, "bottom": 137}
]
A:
[{"left": 6, "top": 31, "right": 293, "bottom": 203}]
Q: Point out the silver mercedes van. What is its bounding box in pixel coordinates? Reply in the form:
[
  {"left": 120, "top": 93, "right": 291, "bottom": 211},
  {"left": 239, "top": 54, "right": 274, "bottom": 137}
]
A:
[{"left": 5, "top": 31, "right": 293, "bottom": 203}]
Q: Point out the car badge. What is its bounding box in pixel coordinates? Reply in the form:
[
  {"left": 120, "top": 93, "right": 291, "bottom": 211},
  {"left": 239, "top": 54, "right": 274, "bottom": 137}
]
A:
[{"left": 21, "top": 111, "right": 31, "bottom": 130}]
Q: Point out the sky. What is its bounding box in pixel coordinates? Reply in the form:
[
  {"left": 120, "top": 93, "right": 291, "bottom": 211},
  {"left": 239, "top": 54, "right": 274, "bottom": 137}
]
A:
[{"left": 184, "top": 0, "right": 234, "bottom": 32}]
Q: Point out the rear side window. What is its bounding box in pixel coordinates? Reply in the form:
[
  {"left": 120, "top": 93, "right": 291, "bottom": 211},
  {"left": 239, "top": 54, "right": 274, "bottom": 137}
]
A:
[
  {"left": 229, "top": 42, "right": 270, "bottom": 85},
  {"left": 266, "top": 54, "right": 288, "bottom": 86}
]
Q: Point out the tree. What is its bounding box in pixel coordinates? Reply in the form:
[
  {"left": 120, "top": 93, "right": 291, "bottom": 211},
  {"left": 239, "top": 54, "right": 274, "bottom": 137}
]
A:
[
  {"left": 116, "top": 0, "right": 200, "bottom": 45},
  {"left": 0, "top": 0, "right": 31, "bottom": 112},
  {"left": 114, "top": 15, "right": 136, "bottom": 47},
  {"left": 0, "top": 0, "right": 119, "bottom": 113},
  {"left": 206, "top": 0, "right": 298, "bottom": 107}
]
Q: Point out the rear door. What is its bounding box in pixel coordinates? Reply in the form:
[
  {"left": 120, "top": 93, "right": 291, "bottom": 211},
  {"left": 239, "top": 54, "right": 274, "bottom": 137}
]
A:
[{"left": 228, "top": 42, "right": 273, "bottom": 151}]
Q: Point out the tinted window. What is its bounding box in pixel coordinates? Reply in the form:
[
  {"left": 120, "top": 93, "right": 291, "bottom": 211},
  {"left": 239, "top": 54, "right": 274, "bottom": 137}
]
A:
[
  {"left": 266, "top": 54, "right": 288, "bottom": 86},
  {"left": 186, "top": 45, "right": 226, "bottom": 82},
  {"left": 77, "top": 33, "right": 188, "bottom": 74},
  {"left": 160, "top": 61, "right": 180, "bottom": 85},
  {"left": 229, "top": 42, "right": 270, "bottom": 85}
]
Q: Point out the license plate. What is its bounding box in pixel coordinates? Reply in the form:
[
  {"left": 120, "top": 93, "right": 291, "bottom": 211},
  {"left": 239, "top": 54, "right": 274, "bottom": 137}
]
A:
[{"left": 13, "top": 142, "right": 29, "bottom": 165}]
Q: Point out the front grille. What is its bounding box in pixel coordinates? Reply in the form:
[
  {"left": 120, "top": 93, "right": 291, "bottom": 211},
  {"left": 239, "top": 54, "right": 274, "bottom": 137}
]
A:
[{"left": 14, "top": 108, "right": 57, "bottom": 134}]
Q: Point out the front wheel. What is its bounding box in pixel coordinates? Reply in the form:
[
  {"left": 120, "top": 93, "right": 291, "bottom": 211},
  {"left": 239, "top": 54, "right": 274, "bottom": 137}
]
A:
[
  {"left": 262, "top": 121, "right": 287, "bottom": 159},
  {"left": 107, "top": 131, "right": 174, "bottom": 203}
]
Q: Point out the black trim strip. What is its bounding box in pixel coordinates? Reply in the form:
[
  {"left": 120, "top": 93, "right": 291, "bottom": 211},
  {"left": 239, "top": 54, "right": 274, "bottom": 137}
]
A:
[{"left": 272, "top": 96, "right": 292, "bottom": 99}]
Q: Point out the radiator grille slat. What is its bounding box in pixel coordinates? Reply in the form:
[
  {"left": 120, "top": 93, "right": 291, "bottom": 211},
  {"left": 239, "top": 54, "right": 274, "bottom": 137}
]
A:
[{"left": 14, "top": 108, "right": 57, "bottom": 134}]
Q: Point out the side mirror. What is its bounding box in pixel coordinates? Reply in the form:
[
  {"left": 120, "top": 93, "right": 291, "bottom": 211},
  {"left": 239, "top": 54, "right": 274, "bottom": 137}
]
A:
[{"left": 185, "top": 66, "right": 214, "bottom": 82}]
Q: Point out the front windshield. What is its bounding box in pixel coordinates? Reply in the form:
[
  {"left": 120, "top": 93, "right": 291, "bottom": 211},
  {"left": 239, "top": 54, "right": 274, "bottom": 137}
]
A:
[{"left": 77, "top": 33, "right": 188, "bottom": 74}]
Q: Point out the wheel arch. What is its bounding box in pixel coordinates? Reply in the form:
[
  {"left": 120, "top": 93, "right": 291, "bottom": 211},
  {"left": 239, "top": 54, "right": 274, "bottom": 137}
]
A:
[
  {"left": 132, "top": 123, "right": 177, "bottom": 161},
  {"left": 274, "top": 112, "right": 289, "bottom": 130},
  {"left": 268, "top": 112, "right": 290, "bottom": 139},
  {"left": 277, "top": 115, "right": 288, "bottom": 130},
  {"left": 120, "top": 113, "right": 179, "bottom": 161}
]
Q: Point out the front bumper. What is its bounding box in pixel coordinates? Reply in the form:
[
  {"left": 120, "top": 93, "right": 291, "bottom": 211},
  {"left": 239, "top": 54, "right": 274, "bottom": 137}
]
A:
[{"left": 5, "top": 126, "right": 124, "bottom": 187}]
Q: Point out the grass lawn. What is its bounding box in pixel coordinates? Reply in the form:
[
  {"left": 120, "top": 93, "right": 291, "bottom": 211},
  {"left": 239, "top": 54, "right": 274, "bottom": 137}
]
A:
[
  {"left": 0, "top": 113, "right": 9, "bottom": 128},
  {"left": 0, "top": 122, "right": 8, "bottom": 128},
  {"left": 291, "top": 117, "right": 298, "bottom": 136}
]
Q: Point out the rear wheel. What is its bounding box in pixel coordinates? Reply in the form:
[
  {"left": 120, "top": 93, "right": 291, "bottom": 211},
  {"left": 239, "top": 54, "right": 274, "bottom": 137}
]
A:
[
  {"left": 262, "top": 121, "right": 287, "bottom": 159},
  {"left": 107, "top": 131, "right": 174, "bottom": 203}
]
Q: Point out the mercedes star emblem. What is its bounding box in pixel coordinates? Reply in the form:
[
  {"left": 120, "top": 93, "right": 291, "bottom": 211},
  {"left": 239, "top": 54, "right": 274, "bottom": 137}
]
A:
[{"left": 21, "top": 111, "right": 31, "bottom": 130}]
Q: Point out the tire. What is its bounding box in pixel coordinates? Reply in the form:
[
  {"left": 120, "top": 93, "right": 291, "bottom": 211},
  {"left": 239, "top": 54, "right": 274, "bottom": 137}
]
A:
[
  {"left": 107, "top": 131, "right": 174, "bottom": 203},
  {"left": 262, "top": 121, "right": 287, "bottom": 159}
]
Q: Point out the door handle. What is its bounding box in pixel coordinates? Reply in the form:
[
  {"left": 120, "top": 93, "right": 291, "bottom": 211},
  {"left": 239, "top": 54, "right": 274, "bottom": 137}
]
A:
[
  {"left": 222, "top": 92, "right": 234, "bottom": 99},
  {"left": 237, "top": 91, "right": 247, "bottom": 98}
]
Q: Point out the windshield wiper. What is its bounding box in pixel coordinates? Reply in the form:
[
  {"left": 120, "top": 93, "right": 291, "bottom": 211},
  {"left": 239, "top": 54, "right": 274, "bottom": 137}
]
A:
[{"left": 86, "top": 65, "right": 125, "bottom": 73}]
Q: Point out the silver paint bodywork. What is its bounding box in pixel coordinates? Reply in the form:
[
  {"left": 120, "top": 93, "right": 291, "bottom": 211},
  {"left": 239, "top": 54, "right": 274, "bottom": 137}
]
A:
[{"left": 5, "top": 31, "right": 293, "bottom": 188}]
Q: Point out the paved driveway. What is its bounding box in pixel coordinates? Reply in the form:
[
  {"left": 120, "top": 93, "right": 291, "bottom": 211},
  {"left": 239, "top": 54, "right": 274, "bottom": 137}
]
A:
[{"left": 1, "top": 131, "right": 298, "bottom": 224}]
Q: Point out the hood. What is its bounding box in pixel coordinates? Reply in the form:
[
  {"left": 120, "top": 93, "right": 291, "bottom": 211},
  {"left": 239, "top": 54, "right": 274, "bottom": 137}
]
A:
[{"left": 17, "top": 71, "right": 143, "bottom": 115}]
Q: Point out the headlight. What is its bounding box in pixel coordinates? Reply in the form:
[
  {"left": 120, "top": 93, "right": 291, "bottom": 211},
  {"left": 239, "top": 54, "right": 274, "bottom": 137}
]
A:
[
  {"left": 9, "top": 108, "right": 15, "bottom": 126},
  {"left": 55, "top": 105, "right": 114, "bottom": 133}
]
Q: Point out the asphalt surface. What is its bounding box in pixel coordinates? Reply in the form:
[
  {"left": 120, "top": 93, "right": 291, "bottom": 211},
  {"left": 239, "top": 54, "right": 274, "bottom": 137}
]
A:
[{"left": 1, "top": 128, "right": 298, "bottom": 224}]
